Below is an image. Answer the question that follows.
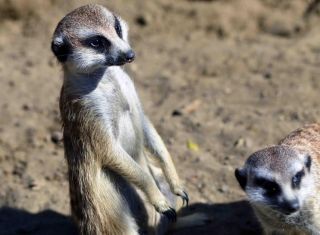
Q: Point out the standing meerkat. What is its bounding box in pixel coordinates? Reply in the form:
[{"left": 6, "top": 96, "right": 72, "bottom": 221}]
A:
[
  {"left": 235, "top": 123, "right": 320, "bottom": 235},
  {"left": 51, "top": 4, "right": 206, "bottom": 235}
]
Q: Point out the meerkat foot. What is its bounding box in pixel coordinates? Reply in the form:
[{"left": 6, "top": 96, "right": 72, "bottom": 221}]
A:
[
  {"left": 172, "top": 186, "right": 189, "bottom": 207},
  {"left": 163, "top": 207, "right": 177, "bottom": 222},
  {"left": 154, "top": 200, "right": 177, "bottom": 222}
]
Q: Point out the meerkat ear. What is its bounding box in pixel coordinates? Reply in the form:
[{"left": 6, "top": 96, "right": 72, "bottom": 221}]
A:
[
  {"left": 235, "top": 168, "right": 247, "bottom": 190},
  {"left": 51, "top": 35, "right": 70, "bottom": 63},
  {"left": 305, "top": 155, "right": 312, "bottom": 172}
]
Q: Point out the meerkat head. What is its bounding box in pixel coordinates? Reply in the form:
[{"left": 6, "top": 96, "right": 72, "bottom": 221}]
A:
[
  {"left": 51, "top": 4, "right": 134, "bottom": 73},
  {"left": 235, "top": 145, "right": 313, "bottom": 216}
]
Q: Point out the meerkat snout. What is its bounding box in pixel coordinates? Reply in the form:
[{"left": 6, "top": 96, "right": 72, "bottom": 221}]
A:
[
  {"left": 113, "top": 49, "right": 135, "bottom": 65},
  {"left": 51, "top": 4, "right": 134, "bottom": 72},
  {"left": 125, "top": 50, "right": 135, "bottom": 62},
  {"left": 281, "top": 199, "right": 300, "bottom": 214}
]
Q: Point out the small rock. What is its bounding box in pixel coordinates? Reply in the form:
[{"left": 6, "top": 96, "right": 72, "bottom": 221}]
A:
[
  {"left": 290, "top": 112, "right": 300, "bottom": 121},
  {"left": 234, "top": 137, "right": 246, "bottom": 148},
  {"left": 51, "top": 131, "right": 63, "bottom": 144},
  {"left": 259, "top": 15, "right": 295, "bottom": 38},
  {"left": 218, "top": 185, "right": 229, "bottom": 193},
  {"left": 22, "top": 103, "right": 32, "bottom": 111},
  {"left": 27, "top": 178, "right": 42, "bottom": 191},
  {"left": 181, "top": 99, "right": 202, "bottom": 114},
  {"left": 263, "top": 71, "right": 272, "bottom": 80},
  {"left": 172, "top": 109, "right": 182, "bottom": 116},
  {"left": 135, "top": 15, "right": 148, "bottom": 27}
]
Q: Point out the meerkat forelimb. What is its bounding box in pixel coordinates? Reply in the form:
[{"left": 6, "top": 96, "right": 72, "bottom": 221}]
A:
[
  {"left": 51, "top": 4, "right": 204, "bottom": 235},
  {"left": 235, "top": 123, "right": 320, "bottom": 235}
]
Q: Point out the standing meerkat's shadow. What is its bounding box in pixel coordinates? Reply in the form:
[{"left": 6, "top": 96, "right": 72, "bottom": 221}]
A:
[
  {"left": 171, "top": 201, "right": 262, "bottom": 235},
  {"left": 0, "top": 201, "right": 260, "bottom": 235},
  {"left": 0, "top": 207, "right": 77, "bottom": 235}
]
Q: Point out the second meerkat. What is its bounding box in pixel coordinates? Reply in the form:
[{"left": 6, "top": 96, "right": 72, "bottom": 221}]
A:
[
  {"left": 51, "top": 4, "right": 205, "bottom": 235},
  {"left": 235, "top": 123, "right": 320, "bottom": 234}
]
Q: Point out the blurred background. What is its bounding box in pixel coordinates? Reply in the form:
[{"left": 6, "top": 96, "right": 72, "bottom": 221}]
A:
[{"left": 0, "top": 0, "right": 320, "bottom": 234}]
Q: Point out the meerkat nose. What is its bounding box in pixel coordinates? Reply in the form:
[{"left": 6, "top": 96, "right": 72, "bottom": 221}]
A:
[
  {"left": 282, "top": 199, "right": 300, "bottom": 214},
  {"left": 125, "top": 50, "right": 135, "bottom": 63}
]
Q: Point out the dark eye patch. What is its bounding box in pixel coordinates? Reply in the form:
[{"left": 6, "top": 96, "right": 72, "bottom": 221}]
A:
[
  {"left": 114, "top": 15, "right": 123, "bottom": 39},
  {"left": 83, "top": 35, "right": 111, "bottom": 52},
  {"left": 292, "top": 169, "right": 305, "bottom": 189},
  {"left": 254, "top": 177, "right": 281, "bottom": 196}
]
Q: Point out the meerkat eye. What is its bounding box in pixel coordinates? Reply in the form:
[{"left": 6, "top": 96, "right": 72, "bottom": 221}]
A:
[
  {"left": 84, "top": 36, "right": 110, "bottom": 52},
  {"left": 255, "top": 178, "right": 280, "bottom": 196},
  {"left": 292, "top": 170, "right": 305, "bottom": 188},
  {"left": 90, "top": 38, "right": 102, "bottom": 48},
  {"left": 114, "top": 15, "right": 122, "bottom": 39}
]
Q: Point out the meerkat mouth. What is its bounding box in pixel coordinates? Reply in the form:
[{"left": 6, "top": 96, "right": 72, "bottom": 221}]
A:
[{"left": 127, "top": 58, "right": 134, "bottom": 63}]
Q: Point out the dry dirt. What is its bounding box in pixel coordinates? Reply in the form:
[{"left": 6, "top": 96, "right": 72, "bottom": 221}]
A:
[{"left": 1, "top": 0, "right": 320, "bottom": 234}]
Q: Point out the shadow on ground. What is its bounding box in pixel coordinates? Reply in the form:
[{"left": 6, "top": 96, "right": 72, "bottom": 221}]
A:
[
  {"left": 0, "top": 200, "right": 260, "bottom": 235},
  {"left": 0, "top": 207, "right": 77, "bottom": 235},
  {"left": 173, "top": 200, "right": 261, "bottom": 235}
]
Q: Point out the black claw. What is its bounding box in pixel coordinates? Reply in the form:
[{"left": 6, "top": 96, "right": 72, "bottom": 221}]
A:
[
  {"left": 163, "top": 207, "right": 177, "bottom": 222},
  {"left": 181, "top": 191, "right": 189, "bottom": 207}
]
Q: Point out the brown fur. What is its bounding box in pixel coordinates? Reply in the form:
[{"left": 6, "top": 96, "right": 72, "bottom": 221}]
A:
[
  {"left": 54, "top": 4, "right": 117, "bottom": 47},
  {"left": 60, "top": 80, "right": 180, "bottom": 235},
  {"left": 52, "top": 4, "right": 204, "bottom": 235},
  {"left": 243, "top": 123, "right": 320, "bottom": 235}
]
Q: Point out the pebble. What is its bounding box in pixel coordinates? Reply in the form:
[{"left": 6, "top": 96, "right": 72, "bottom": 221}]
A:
[
  {"left": 135, "top": 15, "right": 149, "bottom": 27},
  {"left": 51, "top": 131, "right": 63, "bottom": 144},
  {"left": 172, "top": 109, "right": 182, "bottom": 116},
  {"left": 263, "top": 71, "right": 272, "bottom": 80},
  {"left": 22, "top": 103, "right": 32, "bottom": 111},
  {"left": 218, "top": 185, "right": 229, "bottom": 193},
  {"left": 234, "top": 137, "right": 245, "bottom": 148}
]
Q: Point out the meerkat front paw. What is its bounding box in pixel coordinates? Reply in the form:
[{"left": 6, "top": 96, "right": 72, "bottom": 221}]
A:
[
  {"left": 172, "top": 186, "right": 189, "bottom": 207},
  {"left": 153, "top": 200, "right": 177, "bottom": 222}
]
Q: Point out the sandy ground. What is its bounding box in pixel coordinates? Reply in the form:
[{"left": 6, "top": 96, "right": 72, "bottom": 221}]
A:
[{"left": 1, "top": 0, "right": 320, "bottom": 234}]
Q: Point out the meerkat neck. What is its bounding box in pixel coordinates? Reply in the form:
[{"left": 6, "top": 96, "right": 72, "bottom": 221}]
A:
[
  {"left": 62, "top": 67, "right": 107, "bottom": 96},
  {"left": 64, "top": 66, "right": 107, "bottom": 80}
]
